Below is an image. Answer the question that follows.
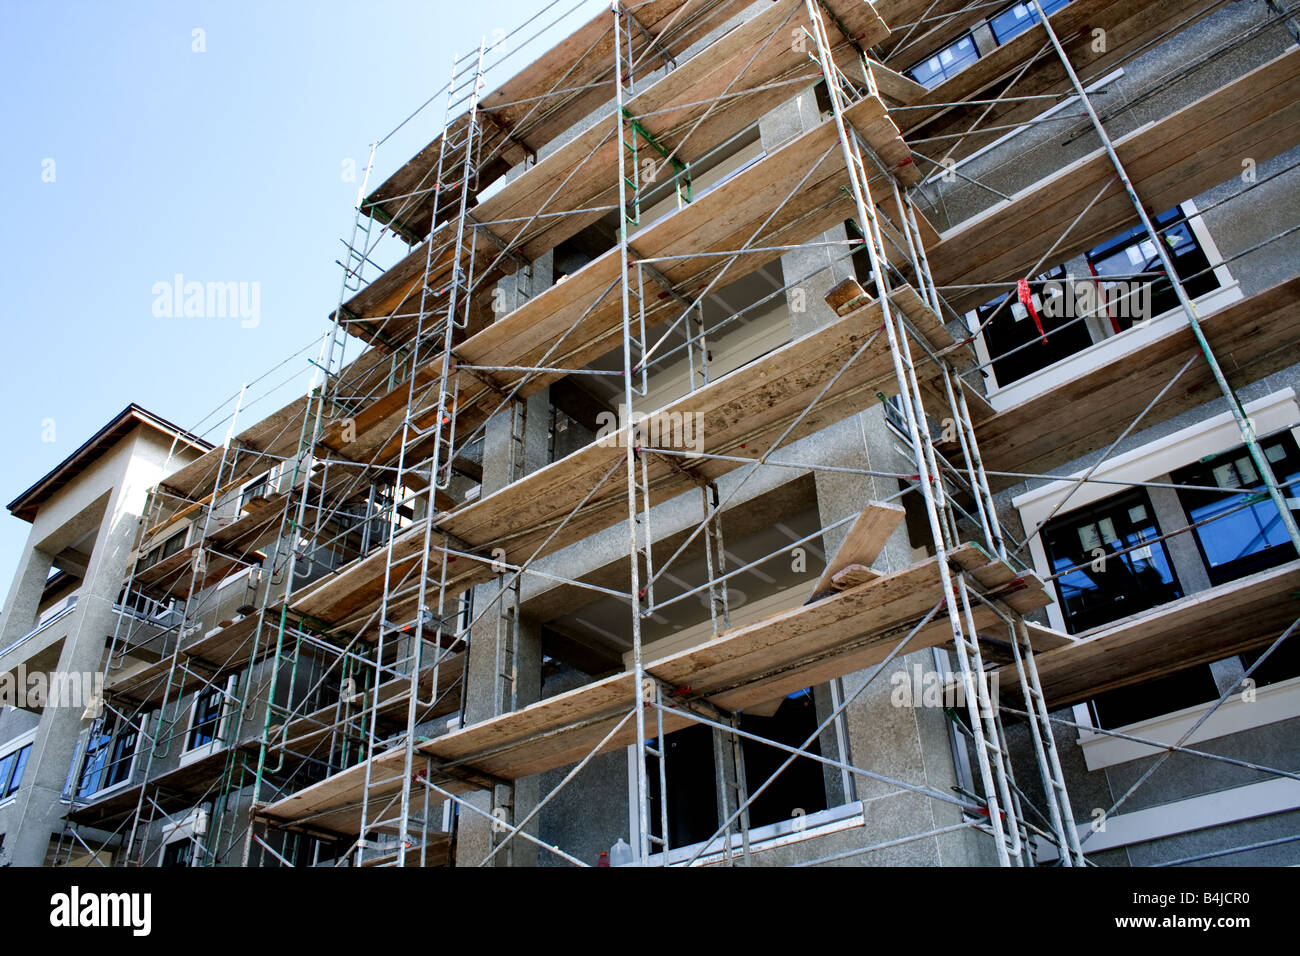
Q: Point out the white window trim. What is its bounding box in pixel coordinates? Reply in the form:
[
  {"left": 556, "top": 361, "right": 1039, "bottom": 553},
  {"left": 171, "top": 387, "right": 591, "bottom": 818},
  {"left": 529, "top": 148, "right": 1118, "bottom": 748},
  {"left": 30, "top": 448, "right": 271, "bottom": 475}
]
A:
[
  {"left": 966, "top": 203, "right": 1243, "bottom": 412},
  {"left": 622, "top": 796, "right": 871, "bottom": 866},
  {"left": 1015, "top": 387, "right": 1300, "bottom": 632},
  {"left": 161, "top": 807, "right": 208, "bottom": 846},
  {"left": 1036, "top": 775, "right": 1300, "bottom": 862},
  {"left": 180, "top": 675, "right": 237, "bottom": 766},
  {"left": 1075, "top": 675, "right": 1300, "bottom": 770},
  {"left": 77, "top": 717, "right": 145, "bottom": 800}
]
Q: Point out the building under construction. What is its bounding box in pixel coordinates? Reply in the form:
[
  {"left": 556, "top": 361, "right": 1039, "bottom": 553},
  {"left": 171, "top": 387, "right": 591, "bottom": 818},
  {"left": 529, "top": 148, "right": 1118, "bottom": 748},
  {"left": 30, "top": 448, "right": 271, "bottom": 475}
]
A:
[{"left": 2, "top": 0, "right": 1299, "bottom": 868}]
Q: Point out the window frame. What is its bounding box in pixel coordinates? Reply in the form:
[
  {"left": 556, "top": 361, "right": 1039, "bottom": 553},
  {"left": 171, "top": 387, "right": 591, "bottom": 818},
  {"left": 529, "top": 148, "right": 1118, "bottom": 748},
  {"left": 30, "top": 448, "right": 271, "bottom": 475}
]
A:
[
  {"left": 181, "top": 675, "right": 238, "bottom": 764},
  {"left": 1171, "top": 431, "right": 1300, "bottom": 587},
  {"left": 968, "top": 201, "right": 1240, "bottom": 410},
  {"left": 0, "top": 733, "right": 36, "bottom": 802},
  {"left": 987, "top": 0, "right": 1071, "bottom": 46},
  {"left": 75, "top": 713, "right": 143, "bottom": 799},
  {"left": 904, "top": 32, "right": 981, "bottom": 90},
  {"left": 1015, "top": 390, "right": 1300, "bottom": 744},
  {"left": 1039, "top": 487, "right": 1184, "bottom": 635}
]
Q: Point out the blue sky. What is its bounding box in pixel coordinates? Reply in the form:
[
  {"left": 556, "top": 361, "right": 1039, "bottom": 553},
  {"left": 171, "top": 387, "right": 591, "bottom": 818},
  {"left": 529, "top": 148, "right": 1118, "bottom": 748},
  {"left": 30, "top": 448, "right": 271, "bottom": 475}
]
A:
[{"left": 0, "top": 0, "right": 607, "bottom": 591}]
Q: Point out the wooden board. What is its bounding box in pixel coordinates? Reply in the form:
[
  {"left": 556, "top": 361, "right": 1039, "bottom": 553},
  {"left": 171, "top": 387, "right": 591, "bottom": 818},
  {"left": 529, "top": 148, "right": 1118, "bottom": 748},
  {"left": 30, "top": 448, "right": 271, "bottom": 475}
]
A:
[
  {"left": 292, "top": 285, "right": 951, "bottom": 636},
  {"left": 260, "top": 543, "right": 1054, "bottom": 826},
  {"left": 361, "top": 0, "right": 889, "bottom": 247},
  {"left": 999, "top": 560, "right": 1300, "bottom": 708},
  {"left": 359, "top": 835, "right": 452, "bottom": 867},
  {"left": 927, "top": 48, "right": 1300, "bottom": 314},
  {"left": 65, "top": 747, "right": 232, "bottom": 828},
  {"left": 957, "top": 277, "right": 1300, "bottom": 488},
  {"left": 810, "top": 501, "right": 905, "bottom": 597},
  {"left": 106, "top": 610, "right": 273, "bottom": 705},
  {"left": 900, "top": 0, "right": 1222, "bottom": 172},
  {"left": 269, "top": 655, "right": 465, "bottom": 759}
]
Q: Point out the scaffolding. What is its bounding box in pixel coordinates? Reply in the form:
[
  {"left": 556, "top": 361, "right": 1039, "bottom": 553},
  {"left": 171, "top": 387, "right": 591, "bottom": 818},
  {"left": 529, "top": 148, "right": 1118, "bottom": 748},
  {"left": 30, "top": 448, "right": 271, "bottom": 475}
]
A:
[{"left": 55, "top": 0, "right": 1300, "bottom": 868}]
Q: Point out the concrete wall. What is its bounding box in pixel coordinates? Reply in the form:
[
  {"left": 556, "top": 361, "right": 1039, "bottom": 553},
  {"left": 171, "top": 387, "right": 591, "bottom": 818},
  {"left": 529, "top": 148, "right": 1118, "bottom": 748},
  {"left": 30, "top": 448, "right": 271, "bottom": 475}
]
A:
[{"left": 0, "top": 423, "right": 203, "bottom": 866}]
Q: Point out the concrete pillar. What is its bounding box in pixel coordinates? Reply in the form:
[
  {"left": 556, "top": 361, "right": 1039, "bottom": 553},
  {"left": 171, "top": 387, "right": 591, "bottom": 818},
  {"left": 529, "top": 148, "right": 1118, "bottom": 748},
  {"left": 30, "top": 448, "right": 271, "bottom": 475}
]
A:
[
  {"left": 758, "top": 93, "right": 993, "bottom": 865},
  {"left": 6, "top": 487, "right": 145, "bottom": 866},
  {"left": 1147, "top": 482, "right": 1212, "bottom": 594},
  {"left": 454, "top": 252, "right": 553, "bottom": 866},
  {"left": 0, "top": 543, "right": 55, "bottom": 650}
]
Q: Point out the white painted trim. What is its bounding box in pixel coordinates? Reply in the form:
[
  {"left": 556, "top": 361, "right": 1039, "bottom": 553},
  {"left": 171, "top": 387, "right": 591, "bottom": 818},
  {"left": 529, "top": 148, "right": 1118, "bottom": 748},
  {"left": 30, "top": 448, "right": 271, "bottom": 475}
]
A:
[
  {"left": 1015, "top": 388, "right": 1299, "bottom": 517},
  {"left": 180, "top": 675, "right": 236, "bottom": 765},
  {"left": 983, "top": 283, "right": 1243, "bottom": 413},
  {"left": 0, "top": 727, "right": 37, "bottom": 755},
  {"left": 630, "top": 800, "right": 869, "bottom": 866},
  {"left": 80, "top": 717, "right": 145, "bottom": 800},
  {"left": 1078, "top": 675, "right": 1300, "bottom": 770},
  {"left": 161, "top": 807, "right": 208, "bottom": 846},
  {"left": 966, "top": 201, "right": 1242, "bottom": 410},
  {"left": 1037, "top": 776, "right": 1300, "bottom": 862}
]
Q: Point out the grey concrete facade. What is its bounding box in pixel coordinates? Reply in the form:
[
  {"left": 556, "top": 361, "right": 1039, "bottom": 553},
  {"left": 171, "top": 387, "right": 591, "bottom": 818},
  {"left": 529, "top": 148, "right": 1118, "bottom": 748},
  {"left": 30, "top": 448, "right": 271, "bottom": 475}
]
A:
[{"left": 3, "top": 0, "right": 1298, "bottom": 868}]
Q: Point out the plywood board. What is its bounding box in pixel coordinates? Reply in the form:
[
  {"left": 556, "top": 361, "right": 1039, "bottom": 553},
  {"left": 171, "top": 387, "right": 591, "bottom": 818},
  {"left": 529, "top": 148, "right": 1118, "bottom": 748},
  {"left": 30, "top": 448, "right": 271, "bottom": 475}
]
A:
[{"left": 1000, "top": 561, "right": 1300, "bottom": 708}]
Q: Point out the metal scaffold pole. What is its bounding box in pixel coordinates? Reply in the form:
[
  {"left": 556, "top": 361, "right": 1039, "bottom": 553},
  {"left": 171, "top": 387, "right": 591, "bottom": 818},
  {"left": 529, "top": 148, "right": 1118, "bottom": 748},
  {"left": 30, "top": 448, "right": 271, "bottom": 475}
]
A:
[{"left": 1030, "top": 0, "right": 1300, "bottom": 559}]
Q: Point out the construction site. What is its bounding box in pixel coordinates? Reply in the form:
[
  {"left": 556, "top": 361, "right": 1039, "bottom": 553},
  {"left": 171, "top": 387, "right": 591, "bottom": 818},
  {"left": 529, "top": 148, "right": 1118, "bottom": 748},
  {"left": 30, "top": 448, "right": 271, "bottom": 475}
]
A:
[{"left": 1, "top": 0, "right": 1299, "bottom": 869}]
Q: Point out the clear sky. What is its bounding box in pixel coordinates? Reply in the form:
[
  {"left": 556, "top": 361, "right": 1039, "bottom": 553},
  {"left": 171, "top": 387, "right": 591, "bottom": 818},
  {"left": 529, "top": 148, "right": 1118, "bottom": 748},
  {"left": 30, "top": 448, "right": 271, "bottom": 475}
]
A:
[{"left": 0, "top": 0, "right": 609, "bottom": 592}]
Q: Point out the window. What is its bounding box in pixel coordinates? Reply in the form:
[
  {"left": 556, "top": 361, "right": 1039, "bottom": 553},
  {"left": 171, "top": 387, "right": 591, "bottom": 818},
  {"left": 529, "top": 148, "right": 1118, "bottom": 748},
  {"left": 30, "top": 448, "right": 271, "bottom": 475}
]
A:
[
  {"left": 138, "top": 528, "right": 187, "bottom": 572},
  {"left": 906, "top": 34, "right": 979, "bottom": 90},
  {"left": 974, "top": 206, "right": 1223, "bottom": 390},
  {"left": 1041, "top": 488, "right": 1183, "bottom": 634},
  {"left": 737, "top": 691, "right": 827, "bottom": 828},
  {"left": 115, "top": 587, "right": 178, "bottom": 623},
  {"left": 186, "top": 683, "right": 228, "bottom": 752},
  {"left": 0, "top": 743, "right": 32, "bottom": 798},
  {"left": 161, "top": 839, "right": 193, "bottom": 868},
  {"left": 76, "top": 714, "right": 140, "bottom": 797},
  {"left": 645, "top": 725, "right": 718, "bottom": 848},
  {"left": 240, "top": 472, "right": 270, "bottom": 509},
  {"left": 1087, "top": 660, "right": 1221, "bottom": 729},
  {"left": 642, "top": 690, "right": 828, "bottom": 851},
  {"left": 989, "top": 0, "right": 1070, "bottom": 46},
  {"left": 1085, "top": 206, "right": 1219, "bottom": 327},
  {"left": 1087, "top": 637, "right": 1300, "bottom": 730},
  {"left": 1172, "top": 432, "right": 1300, "bottom": 587},
  {"left": 976, "top": 266, "right": 1093, "bottom": 387}
]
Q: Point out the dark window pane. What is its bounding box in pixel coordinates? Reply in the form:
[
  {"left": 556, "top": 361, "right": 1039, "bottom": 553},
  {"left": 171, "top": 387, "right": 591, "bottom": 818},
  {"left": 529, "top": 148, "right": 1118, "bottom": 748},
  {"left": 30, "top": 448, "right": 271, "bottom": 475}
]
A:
[
  {"left": 1085, "top": 206, "right": 1220, "bottom": 327},
  {"left": 645, "top": 724, "right": 718, "bottom": 849},
  {"left": 187, "top": 686, "right": 225, "bottom": 750},
  {"left": 1042, "top": 489, "right": 1183, "bottom": 634},
  {"left": 1239, "top": 637, "right": 1300, "bottom": 689},
  {"left": 977, "top": 268, "right": 1093, "bottom": 387},
  {"left": 738, "top": 691, "right": 826, "bottom": 829},
  {"left": 0, "top": 751, "right": 15, "bottom": 797},
  {"left": 161, "top": 840, "right": 192, "bottom": 867},
  {"left": 105, "top": 722, "right": 138, "bottom": 788},
  {"left": 1091, "top": 662, "right": 1220, "bottom": 728}
]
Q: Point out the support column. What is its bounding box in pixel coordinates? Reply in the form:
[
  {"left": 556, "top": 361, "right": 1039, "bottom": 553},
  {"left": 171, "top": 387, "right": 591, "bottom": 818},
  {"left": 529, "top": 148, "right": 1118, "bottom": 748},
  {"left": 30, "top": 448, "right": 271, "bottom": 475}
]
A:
[
  {"left": 758, "top": 92, "right": 993, "bottom": 865},
  {"left": 454, "top": 252, "right": 553, "bottom": 866},
  {"left": 7, "top": 492, "right": 142, "bottom": 867}
]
